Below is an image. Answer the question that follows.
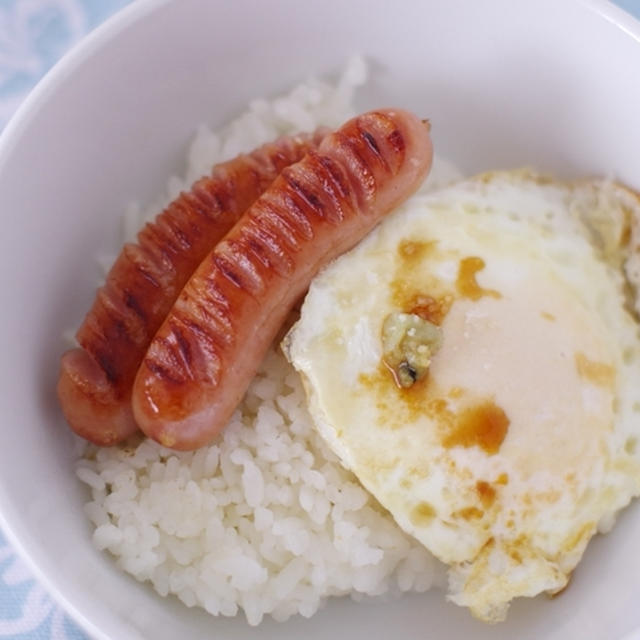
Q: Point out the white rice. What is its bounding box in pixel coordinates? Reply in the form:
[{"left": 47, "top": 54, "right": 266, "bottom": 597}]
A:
[{"left": 76, "top": 57, "right": 457, "bottom": 626}]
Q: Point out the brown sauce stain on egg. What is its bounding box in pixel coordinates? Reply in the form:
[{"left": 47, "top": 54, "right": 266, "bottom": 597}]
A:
[
  {"left": 540, "top": 311, "right": 556, "bottom": 322},
  {"left": 398, "top": 239, "right": 435, "bottom": 264},
  {"left": 503, "top": 535, "right": 529, "bottom": 564},
  {"left": 391, "top": 238, "right": 453, "bottom": 327},
  {"left": 410, "top": 501, "right": 436, "bottom": 526},
  {"left": 358, "top": 364, "right": 457, "bottom": 430},
  {"left": 574, "top": 352, "right": 615, "bottom": 388},
  {"left": 359, "top": 365, "right": 424, "bottom": 427},
  {"left": 456, "top": 257, "right": 501, "bottom": 301},
  {"left": 408, "top": 294, "right": 453, "bottom": 326},
  {"left": 454, "top": 506, "right": 484, "bottom": 520},
  {"left": 620, "top": 219, "right": 632, "bottom": 248},
  {"left": 509, "top": 550, "right": 523, "bottom": 563},
  {"left": 442, "top": 401, "right": 509, "bottom": 455},
  {"left": 476, "top": 481, "right": 496, "bottom": 508}
]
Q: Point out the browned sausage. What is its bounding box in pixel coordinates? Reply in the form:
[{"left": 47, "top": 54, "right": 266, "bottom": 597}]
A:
[
  {"left": 132, "top": 109, "right": 433, "bottom": 450},
  {"left": 57, "top": 129, "right": 328, "bottom": 446}
]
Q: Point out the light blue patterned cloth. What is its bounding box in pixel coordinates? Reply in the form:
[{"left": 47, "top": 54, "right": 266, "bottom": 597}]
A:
[{"left": 0, "top": 1, "right": 639, "bottom": 639}]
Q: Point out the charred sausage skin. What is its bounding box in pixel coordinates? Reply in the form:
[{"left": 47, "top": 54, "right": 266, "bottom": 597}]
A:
[
  {"left": 58, "top": 129, "right": 327, "bottom": 446},
  {"left": 133, "top": 109, "right": 433, "bottom": 450}
]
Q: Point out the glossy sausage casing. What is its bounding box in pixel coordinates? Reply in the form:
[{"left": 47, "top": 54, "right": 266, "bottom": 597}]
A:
[
  {"left": 57, "top": 129, "right": 327, "bottom": 446},
  {"left": 133, "top": 109, "right": 433, "bottom": 450}
]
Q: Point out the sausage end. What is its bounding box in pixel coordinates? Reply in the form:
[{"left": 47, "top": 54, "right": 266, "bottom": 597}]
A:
[{"left": 57, "top": 349, "right": 138, "bottom": 446}]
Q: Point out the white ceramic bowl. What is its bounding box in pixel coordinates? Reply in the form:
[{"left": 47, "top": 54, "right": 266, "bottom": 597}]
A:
[{"left": 1, "top": 0, "right": 640, "bottom": 638}]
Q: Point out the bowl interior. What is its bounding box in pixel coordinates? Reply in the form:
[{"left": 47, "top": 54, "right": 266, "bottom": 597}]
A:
[{"left": 1, "top": 0, "right": 639, "bottom": 638}]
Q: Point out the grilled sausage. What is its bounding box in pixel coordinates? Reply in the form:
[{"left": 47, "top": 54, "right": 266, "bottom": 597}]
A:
[
  {"left": 132, "top": 109, "right": 433, "bottom": 450},
  {"left": 58, "top": 129, "right": 327, "bottom": 446}
]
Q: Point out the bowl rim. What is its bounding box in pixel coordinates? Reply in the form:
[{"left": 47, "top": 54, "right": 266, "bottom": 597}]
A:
[
  {"left": 0, "top": 0, "right": 639, "bottom": 638},
  {"left": 0, "top": 3, "right": 167, "bottom": 637}
]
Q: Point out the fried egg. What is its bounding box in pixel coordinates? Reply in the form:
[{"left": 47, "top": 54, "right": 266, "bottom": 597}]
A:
[{"left": 283, "top": 170, "right": 640, "bottom": 622}]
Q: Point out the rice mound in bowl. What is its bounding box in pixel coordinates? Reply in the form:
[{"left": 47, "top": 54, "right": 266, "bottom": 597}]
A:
[{"left": 75, "top": 58, "right": 455, "bottom": 626}]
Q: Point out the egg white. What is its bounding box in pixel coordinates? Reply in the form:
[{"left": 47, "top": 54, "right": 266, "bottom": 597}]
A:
[{"left": 284, "top": 170, "right": 640, "bottom": 622}]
